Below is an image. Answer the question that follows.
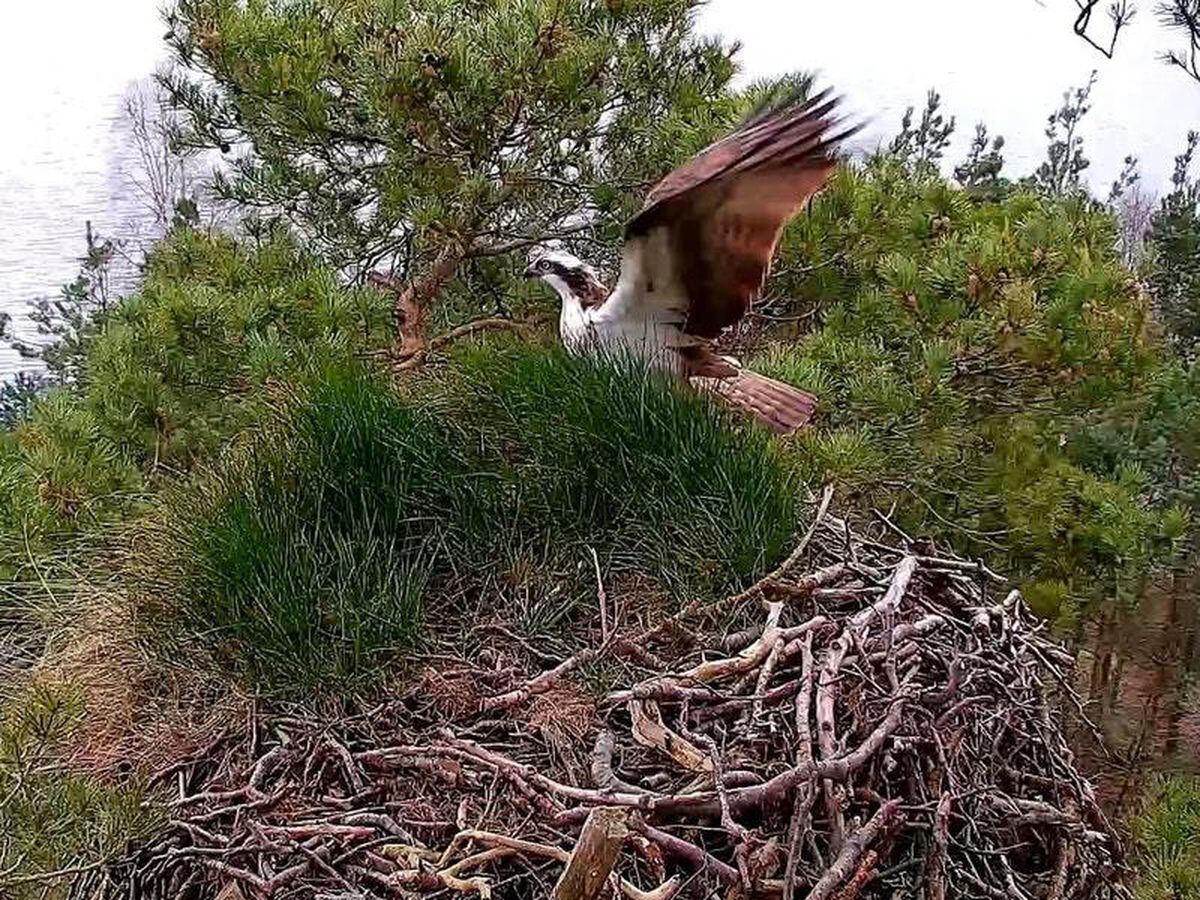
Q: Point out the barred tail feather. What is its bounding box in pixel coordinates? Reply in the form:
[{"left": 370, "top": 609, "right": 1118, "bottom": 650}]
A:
[{"left": 691, "top": 369, "right": 817, "bottom": 434}]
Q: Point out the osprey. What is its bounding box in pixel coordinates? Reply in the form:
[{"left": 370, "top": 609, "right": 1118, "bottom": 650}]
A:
[{"left": 524, "top": 88, "right": 857, "bottom": 434}]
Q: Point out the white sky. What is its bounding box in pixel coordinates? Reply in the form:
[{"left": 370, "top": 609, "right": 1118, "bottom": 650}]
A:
[
  {"left": 0, "top": 1, "right": 1196, "bottom": 194},
  {"left": 0, "top": 3, "right": 166, "bottom": 148},
  {"left": 700, "top": 0, "right": 1200, "bottom": 196}
]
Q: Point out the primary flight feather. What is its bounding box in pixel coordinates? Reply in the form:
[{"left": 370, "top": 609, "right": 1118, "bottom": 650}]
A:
[{"left": 524, "top": 87, "right": 858, "bottom": 434}]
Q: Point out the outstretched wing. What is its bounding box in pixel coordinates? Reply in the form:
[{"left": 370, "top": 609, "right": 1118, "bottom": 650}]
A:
[{"left": 611, "top": 89, "right": 857, "bottom": 341}]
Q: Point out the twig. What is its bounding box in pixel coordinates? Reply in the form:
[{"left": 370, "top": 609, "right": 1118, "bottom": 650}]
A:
[
  {"left": 806, "top": 801, "right": 901, "bottom": 900},
  {"left": 783, "top": 631, "right": 818, "bottom": 900},
  {"left": 591, "top": 546, "right": 609, "bottom": 643},
  {"left": 726, "top": 484, "right": 836, "bottom": 608},
  {"left": 481, "top": 647, "right": 604, "bottom": 711},
  {"left": 923, "top": 792, "right": 952, "bottom": 900},
  {"left": 629, "top": 821, "right": 739, "bottom": 887}
]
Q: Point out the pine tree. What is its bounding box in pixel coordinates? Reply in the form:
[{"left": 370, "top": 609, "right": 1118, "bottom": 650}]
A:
[
  {"left": 1108, "top": 154, "right": 1141, "bottom": 204},
  {"left": 161, "top": 0, "right": 742, "bottom": 332},
  {"left": 954, "top": 122, "right": 1007, "bottom": 199},
  {"left": 5, "top": 222, "right": 118, "bottom": 387},
  {"left": 888, "top": 89, "right": 955, "bottom": 175},
  {"left": 1031, "top": 72, "right": 1097, "bottom": 196},
  {"left": 1148, "top": 130, "right": 1200, "bottom": 348},
  {"left": 0, "top": 372, "right": 49, "bottom": 428},
  {"left": 758, "top": 143, "right": 1189, "bottom": 599}
]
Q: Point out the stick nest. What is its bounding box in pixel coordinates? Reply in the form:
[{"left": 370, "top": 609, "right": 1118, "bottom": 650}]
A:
[{"left": 80, "top": 498, "right": 1129, "bottom": 900}]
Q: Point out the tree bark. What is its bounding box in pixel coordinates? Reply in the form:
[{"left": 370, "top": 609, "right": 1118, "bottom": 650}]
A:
[
  {"left": 553, "top": 806, "right": 629, "bottom": 900},
  {"left": 368, "top": 244, "right": 463, "bottom": 366}
]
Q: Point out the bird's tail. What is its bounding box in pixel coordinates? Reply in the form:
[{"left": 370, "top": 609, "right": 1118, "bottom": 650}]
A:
[{"left": 690, "top": 369, "right": 817, "bottom": 435}]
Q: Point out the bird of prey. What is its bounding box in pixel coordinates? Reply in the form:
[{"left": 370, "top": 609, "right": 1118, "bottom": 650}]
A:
[{"left": 524, "top": 88, "right": 857, "bottom": 435}]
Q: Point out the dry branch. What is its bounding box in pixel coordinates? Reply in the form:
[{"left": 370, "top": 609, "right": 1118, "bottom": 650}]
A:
[
  {"left": 88, "top": 497, "right": 1129, "bottom": 900},
  {"left": 806, "top": 801, "right": 899, "bottom": 900},
  {"left": 552, "top": 807, "right": 628, "bottom": 900}
]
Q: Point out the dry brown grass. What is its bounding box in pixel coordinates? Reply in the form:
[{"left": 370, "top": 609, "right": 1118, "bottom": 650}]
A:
[
  {"left": 28, "top": 592, "right": 247, "bottom": 780},
  {"left": 419, "top": 665, "right": 485, "bottom": 720},
  {"left": 524, "top": 682, "right": 595, "bottom": 739}
]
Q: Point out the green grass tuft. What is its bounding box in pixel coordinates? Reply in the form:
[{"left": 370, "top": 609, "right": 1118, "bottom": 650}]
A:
[
  {"left": 449, "top": 341, "right": 800, "bottom": 593},
  {"left": 139, "top": 348, "right": 802, "bottom": 695},
  {"left": 144, "top": 368, "right": 472, "bottom": 693}
]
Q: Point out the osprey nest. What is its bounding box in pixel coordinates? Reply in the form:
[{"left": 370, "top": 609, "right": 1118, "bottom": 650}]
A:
[{"left": 91, "top": 495, "right": 1127, "bottom": 900}]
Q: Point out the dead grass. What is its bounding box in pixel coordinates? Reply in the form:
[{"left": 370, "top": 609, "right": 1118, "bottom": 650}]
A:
[
  {"left": 29, "top": 591, "right": 247, "bottom": 780},
  {"left": 525, "top": 682, "right": 595, "bottom": 739},
  {"left": 419, "top": 665, "right": 485, "bottom": 720}
]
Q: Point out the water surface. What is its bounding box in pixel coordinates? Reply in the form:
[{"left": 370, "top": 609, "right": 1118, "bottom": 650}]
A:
[{"left": 0, "top": 2, "right": 166, "bottom": 377}]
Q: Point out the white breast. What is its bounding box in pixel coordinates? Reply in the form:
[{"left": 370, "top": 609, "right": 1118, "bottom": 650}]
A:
[
  {"left": 559, "top": 300, "right": 595, "bottom": 353},
  {"left": 553, "top": 232, "right": 694, "bottom": 375},
  {"left": 590, "top": 234, "right": 691, "bottom": 372}
]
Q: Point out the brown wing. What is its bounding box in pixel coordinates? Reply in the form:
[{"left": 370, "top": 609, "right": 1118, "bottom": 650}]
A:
[
  {"left": 626, "top": 89, "right": 857, "bottom": 339},
  {"left": 579, "top": 271, "right": 610, "bottom": 309}
]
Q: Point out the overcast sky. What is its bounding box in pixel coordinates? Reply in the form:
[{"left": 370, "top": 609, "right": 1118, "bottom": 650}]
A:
[
  {"left": 700, "top": 0, "right": 1200, "bottom": 195},
  {"left": 1, "top": 1, "right": 1197, "bottom": 197}
]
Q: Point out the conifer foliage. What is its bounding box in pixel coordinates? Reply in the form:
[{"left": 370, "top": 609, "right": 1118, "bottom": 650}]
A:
[
  {"left": 888, "top": 89, "right": 955, "bottom": 175},
  {"left": 955, "top": 123, "right": 1008, "bottom": 199},
  {"left": 1149, "top": 131, "right": 1200, "bottom": 347},
  {"left": 162, "top": 0, "right": 739, "bottom": 284},
  {"left": 1031, "top": 71, "right": 1097, "bottom": 197},
  {"left": 759, "top": 153, "right": 1187, "bottom": 611}
]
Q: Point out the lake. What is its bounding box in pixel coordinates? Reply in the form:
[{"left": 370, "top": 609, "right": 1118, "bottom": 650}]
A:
[{"left": 0, "top": 2, "right": 168, "bottom": 378}]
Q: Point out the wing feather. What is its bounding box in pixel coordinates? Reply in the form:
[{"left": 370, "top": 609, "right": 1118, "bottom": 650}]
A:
[{"left": 617, "top": 89, "right": 858, "bottom": 340}]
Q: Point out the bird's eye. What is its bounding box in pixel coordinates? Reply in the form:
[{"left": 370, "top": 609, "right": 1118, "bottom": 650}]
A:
[{"left": 538, "top": 260, "right": 551, "bottom": 272}]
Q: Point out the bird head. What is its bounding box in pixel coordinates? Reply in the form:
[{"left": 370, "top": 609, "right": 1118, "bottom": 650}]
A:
[{"left": 523, "top": 246, "right": 607, "bottom": 307}]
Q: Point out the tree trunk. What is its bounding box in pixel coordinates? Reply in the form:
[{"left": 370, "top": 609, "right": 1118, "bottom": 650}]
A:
[{"left": 369, "top": 245, "right": 463, "bottom": 366}]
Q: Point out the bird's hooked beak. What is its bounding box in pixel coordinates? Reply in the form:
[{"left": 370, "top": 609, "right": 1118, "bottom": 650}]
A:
[{"left": 521, "top": 264, "right": 540, "bottom": 280}]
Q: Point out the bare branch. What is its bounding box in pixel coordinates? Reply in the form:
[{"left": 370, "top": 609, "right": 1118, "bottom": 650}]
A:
[{"left": 1073, "top": 0, "right": 1137, "bottom": 58}]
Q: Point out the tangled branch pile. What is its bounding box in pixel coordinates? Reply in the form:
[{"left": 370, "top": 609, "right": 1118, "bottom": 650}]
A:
[{"left": 84, "top": 500, "right": 1128, "bottom": 900}]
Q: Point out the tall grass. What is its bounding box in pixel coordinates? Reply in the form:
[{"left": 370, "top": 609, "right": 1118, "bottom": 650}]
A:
[
  {"left": 141, "top": 347, "right": 802, "bottom": 695},
  {"left": 450, "top": 342, "right": 800, "bottom": 592},
  {"left": 144, "top": 369, "right": 477, "bottom": 692}
]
